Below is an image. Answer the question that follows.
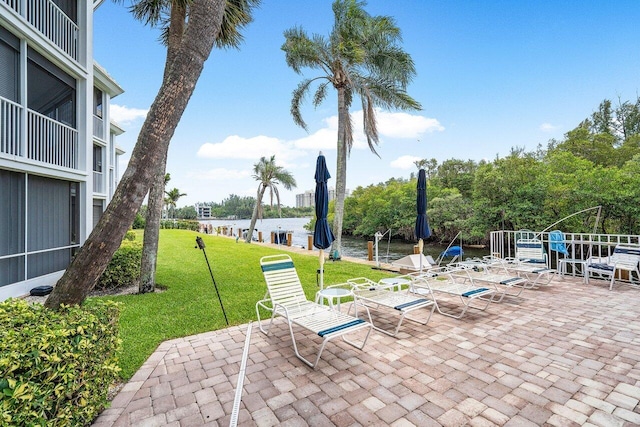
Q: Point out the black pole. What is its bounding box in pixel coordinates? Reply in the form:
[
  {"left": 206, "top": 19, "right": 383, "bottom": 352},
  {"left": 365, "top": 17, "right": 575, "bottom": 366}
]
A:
[{"left": 195, "top": 237, "right": 229, "bottom": 325}]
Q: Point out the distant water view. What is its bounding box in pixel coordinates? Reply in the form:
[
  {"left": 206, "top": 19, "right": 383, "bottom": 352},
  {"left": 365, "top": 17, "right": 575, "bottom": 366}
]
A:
[{"left": 200, "top": 217, "right": 489, "bottom": 262}]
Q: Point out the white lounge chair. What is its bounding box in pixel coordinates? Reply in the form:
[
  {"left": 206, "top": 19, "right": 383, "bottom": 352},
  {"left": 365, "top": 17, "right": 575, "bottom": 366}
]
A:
[
  {"left": 497, "top": 239, "right": 555, "bottom": 287},
  {"left": 408, "top": 267, "right": 496, "bottom": 319},
  {"left": 256, "top": 254, "right": 372, "bottom": 368},
  {"left": 585, "top": 244, "right": 640, "bottom": 290},
  {"left": 449, "top": 261, "right": 530, "bottom": 303},
  {"left": 346, "top": 277, "right": 435, "bottom": 336}
]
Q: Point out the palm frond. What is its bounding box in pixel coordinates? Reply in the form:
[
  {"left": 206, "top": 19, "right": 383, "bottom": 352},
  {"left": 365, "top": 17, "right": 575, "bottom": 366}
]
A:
[
  {"left": 215, "top": 0, "right": 261, "bottom": 49},
  {"left": 291, "top": 79, "right": 313, "bottom": 130}
]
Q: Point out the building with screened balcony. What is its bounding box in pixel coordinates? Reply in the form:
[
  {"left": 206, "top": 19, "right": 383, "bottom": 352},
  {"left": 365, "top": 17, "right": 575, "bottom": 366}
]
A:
[{"left": 0, "top": 0, "right": 125, "bottom": 299}]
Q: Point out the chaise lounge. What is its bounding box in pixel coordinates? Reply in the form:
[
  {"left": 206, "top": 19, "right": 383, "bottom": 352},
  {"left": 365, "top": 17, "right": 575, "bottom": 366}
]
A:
[{"left": 256, "top": 254, "right": 372, "bottom": 368}]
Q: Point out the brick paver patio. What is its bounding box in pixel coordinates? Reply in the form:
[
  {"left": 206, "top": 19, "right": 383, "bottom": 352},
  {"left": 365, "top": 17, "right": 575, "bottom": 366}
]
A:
[{"left": 93, "top": 275, "right": 640, "bottom": 426}]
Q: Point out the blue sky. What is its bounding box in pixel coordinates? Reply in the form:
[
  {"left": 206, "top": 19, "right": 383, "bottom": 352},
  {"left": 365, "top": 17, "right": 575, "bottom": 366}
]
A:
[{"left": 94, "top": 1, "right": 640, "bottom": 207}]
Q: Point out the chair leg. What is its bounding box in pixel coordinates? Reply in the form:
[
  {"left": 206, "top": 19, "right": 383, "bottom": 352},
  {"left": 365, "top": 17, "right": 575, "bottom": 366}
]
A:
[{"left": 609, "top": 272, "right": 616, "bottom": 291}]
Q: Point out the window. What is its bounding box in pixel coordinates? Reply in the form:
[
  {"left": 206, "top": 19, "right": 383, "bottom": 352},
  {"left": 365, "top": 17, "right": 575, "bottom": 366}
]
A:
[
  {"left": 93, "top": 145, "right": 103, "bottom": 173},
  {"left": 27, "top": 48, "right": 76, "bottom": 127},
  {"left": 0, "top": 28, "right": 19, "bottom": 102},
  {"left": 93, "top": 199, "right": 104, "bottom": 229},
  {"left": 0, "top": 169, "right": 25, "bottom": 287},
  {"left": 94, "top": 87, "right": 103, "bottom": 118},
  {"left": 52, "top": 0, "right": 77, "bottom": 23},
  {"left": 26, "top": 175, "right": 74, "bottom": 279}
]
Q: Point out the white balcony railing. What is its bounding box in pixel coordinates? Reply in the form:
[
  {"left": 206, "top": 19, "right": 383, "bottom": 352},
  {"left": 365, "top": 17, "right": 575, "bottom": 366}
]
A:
[
  {"left": 27, "top": 109, "right": 78, "bottom": 168},
  {"left": 1, "top": 0, "right": 19, "bottom": 13},
  {"left": 93, "top": 115, "right": 104, "bottom": 141},
  {"left": 1, "top": 0, "right": 79, "bottom": 60},
  {"left": 0, "top": 97, "right": 23, "bottom": 156},
  {"left": 93, "top": 170, "right": 104, "bottom": 193}
]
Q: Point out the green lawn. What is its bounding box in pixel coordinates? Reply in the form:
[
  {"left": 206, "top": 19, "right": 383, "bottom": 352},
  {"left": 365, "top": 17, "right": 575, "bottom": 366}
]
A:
[{"left": 96, "top": 229, "right": 393, "bottom": 379}]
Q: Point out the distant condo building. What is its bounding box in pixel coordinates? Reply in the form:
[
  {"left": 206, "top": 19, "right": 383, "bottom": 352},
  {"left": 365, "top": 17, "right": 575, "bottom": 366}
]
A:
[
  {"left": 195, "top": 203, "right": 212, "bottom": 219},
  {"left": 295, "top": 187, "right": 349, "bottom": 208}
]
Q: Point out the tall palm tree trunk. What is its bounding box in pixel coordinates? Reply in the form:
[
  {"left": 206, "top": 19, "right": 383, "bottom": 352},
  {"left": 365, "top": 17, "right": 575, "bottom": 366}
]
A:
[
  {"left": 45, "top": 0, "right": 226, "bottom": 309},
  {"left": 246, "top": 187, "right": 267, "bottom": 243},
  {"left": 139, "top": 157, "right": 167, "bottom": 293},
  {"left": 332, "top": 86, "right": 349, "bottom": 258}
]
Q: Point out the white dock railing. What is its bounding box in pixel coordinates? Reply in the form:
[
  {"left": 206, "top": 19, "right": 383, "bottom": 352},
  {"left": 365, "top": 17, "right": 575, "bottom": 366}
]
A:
[
  {"left": 1, "top": 0, "right": 79, "bottom": 60},
  {"left": 0, "top": 97, "right": 23, "bottom": 156},
  {"left": 490, "top": 230, "right": 640, "bottom": 269},
  {"left": 27, "top": 109, "right": 78, "bottom": 169}
]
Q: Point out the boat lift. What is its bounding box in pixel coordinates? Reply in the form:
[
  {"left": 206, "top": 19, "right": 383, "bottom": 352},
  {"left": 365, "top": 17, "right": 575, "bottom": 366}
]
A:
[{"left": 373, "top": 229, "right": 392, "bottom": 268}]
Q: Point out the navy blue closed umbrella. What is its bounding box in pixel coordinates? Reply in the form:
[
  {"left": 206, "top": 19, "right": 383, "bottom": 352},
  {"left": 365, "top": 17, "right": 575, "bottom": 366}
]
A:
[
  {"left": 313, "top": 152, "right": 334, "bottom": 288},
  {"left": 415, "top": 169, "right": 431, "bottom": 271}
]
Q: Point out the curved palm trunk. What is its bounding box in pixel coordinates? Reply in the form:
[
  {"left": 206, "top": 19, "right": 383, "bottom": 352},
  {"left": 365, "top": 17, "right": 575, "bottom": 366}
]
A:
[
  {"left": 331, "top": 86, "right": 349, "bottom": 258},
  {"left": 45, "top": 0, "right": 226, "bottom": 309},
  {"left": 246, "top": 186, "right": 267, "bottom": 243}
]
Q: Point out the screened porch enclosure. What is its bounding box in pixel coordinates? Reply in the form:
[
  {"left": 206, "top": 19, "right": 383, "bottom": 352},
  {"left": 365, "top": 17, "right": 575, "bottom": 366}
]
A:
[
  {"left": 0, "top": 169, "right": 79, "bottom": 288},
  {"left": 0, "top": 33, "right": 78, "bottom": 169}
]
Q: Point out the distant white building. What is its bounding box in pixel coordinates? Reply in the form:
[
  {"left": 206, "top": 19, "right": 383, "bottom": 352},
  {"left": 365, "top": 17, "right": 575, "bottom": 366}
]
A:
[
  {"left": 195, "top": 203, "right": 212, "bottom": 219},
  {"left": 295, "top": 187, "right": 349, "bottom": 208},
  {"left": 1, "top": 0, "right": 125, "bottom": 299}
]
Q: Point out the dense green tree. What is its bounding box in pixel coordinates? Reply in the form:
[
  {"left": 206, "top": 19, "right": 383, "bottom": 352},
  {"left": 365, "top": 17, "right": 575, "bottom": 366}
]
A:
[
  {"left": 245, "top": 156, "right": 297, "bottom": 243},
  {"left": 175, "top": 206, "right": 197, "bottom": 219},
  {"left": 414, "top": 158, "right": 438, "bottom": 178},
  {"left": 282, "top": 0, "right": 421, "bottom": 257},
  {"left": 433, "top": 159, "right": 477, "bottom": 199}
]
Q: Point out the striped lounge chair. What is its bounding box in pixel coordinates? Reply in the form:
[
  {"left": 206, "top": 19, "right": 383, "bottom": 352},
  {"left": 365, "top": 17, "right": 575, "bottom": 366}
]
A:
[
  {"left": 346, "top": 277, "right": 435, "bottom": 336},
  {"left": 256, "top": 254, "right": 372, "bottom": 368}
]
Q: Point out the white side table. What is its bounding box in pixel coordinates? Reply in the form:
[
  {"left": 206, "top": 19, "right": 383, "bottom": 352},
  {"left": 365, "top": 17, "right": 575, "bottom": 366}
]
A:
[
  {"left": 316, "top": 287, "right": 352, "bottom": 311},
  {"left": 379, "top": 277, "right": 410, "bottom": 291}
]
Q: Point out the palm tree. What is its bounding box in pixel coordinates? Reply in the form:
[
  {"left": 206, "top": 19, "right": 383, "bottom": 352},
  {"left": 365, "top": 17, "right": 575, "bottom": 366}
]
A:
[
  {"left": 164, "top": 188, "right": 187, "bottom": 219},
  {"left": 245, "top": 156, "right": 296, "bottom": 243},
  {"left": 282, "top": 0, "right": 421, "bottom": 258},
  {"left": 130, "top": 0, "right": 259, "bottom": 296},
  {"left": 140, "top": 172, "right": 171, "bottom": 293},
  {"left": 47, "top": 0, "right": 227, "bottom": 309}
]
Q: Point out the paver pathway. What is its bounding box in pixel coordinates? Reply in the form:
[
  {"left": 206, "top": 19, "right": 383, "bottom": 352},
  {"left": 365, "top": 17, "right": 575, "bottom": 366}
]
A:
[{"left": 93, "top": 276, "right": 640, "bottom": 426}]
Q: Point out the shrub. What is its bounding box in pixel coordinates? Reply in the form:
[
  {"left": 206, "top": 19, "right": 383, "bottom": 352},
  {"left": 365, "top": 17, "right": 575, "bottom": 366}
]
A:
[
  {"left": 0, "top": 299, "right": 121, "bottom": 426},
  {"left": 124, "top": 230, "right": 136, "bottom": 241},
  {"left": 96, "top": 239, "right": 142, "bottom": 291},
  {"left": 160, "top": 219, "right": 199, "bottom": 231},
  {"left": 132, "top": 212, "right": 146, "bottom": 229}
]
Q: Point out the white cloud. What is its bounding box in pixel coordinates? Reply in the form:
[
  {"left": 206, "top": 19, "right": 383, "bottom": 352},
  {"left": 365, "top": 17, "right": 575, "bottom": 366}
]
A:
[
  {"left": 195, "top": 109, "right": 444, "bottom": 169},
  {"left": 390, "top": 155, "right": 423, "bottom": 170},
  {"left": 292, "top": 127, "right": 338, "bottom": 151},
  {"left": 110, "top": 104, "right": 148, "bottom": 125},
  {"left": 376, "top": 111, "right": 444, "bottom": 138},
  {"left": 196, "top": 135, "right": 306, "bottom": 165},
  {"left": 539, "top": 123, "right": 558, "bottom": 132}
]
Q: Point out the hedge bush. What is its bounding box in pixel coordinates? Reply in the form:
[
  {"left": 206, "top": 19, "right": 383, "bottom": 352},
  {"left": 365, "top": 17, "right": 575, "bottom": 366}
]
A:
[
  {"left": 132, "top": 212, "right": 146, "bottom": 229},
  {"left": 123, "top": 230, "right": 136, "bottom": 241},
  {"left": 95, "top": 239, "right": 142, "bottom": 291},
  {"left": 160, "top": 219, "right": 199, "bottom": 231},
  {"left": 0, "top": 300, "right": 121, "bottom": 426}
]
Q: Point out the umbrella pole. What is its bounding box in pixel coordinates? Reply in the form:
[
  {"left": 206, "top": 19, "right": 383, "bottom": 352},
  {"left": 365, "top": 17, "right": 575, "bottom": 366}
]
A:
[
  {"left": 319, "top": 249, "right": 325, "bottom": 289},
  {"left": 418, "top": 239, "right": 424, "bottom": 272}
]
